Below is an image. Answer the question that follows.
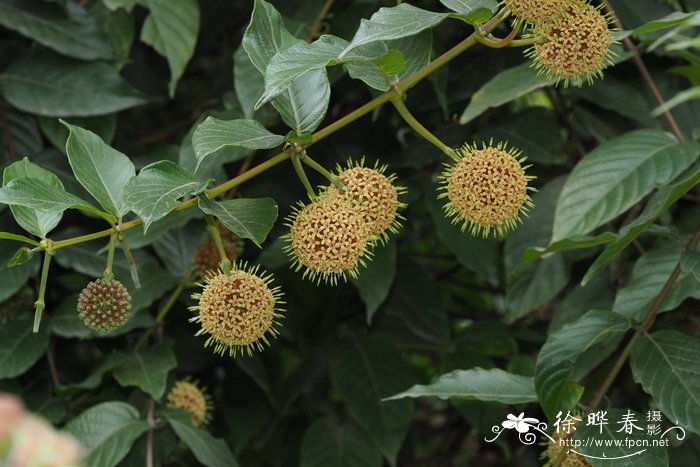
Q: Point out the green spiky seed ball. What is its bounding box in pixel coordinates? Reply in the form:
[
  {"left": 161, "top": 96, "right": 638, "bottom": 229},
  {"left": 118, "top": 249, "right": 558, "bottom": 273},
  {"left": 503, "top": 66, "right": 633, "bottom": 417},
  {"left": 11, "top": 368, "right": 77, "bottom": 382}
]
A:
[{"left": 77, "top": 278, "right": 131, "bottom": 332}]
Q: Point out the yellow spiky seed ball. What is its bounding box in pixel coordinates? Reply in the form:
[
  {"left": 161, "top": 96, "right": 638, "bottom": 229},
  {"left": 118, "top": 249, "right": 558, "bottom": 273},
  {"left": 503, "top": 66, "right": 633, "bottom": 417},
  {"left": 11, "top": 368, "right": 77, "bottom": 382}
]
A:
[
  {"left": 166, "top": 380, "right": 211, "bottom": 426},
  {"left": 194, "top": 227, "right": 243, "bottom": 276},
  {"left": 77, "top": 278, "right": 131, "bottom": 332},
  {"left": 439, "top": 143, "right": 535, "bottom": 237},
  {"left": 542, "top": 432, "right": 592, "bottom": 467},
  {"left": 190, "top": 263, "right": 284, "bottom": 357},
  {"left": 324, "top": 159, "right": 406, "bottom": 244},
  {"left": 284, "top": 196, "right": 372, "bottom": 285},
  {"left": 528, "top": 1, "right": 614, "bottom": 86},
  {"left": 503, "top": 0, "right": 573, "bottom": 25}
]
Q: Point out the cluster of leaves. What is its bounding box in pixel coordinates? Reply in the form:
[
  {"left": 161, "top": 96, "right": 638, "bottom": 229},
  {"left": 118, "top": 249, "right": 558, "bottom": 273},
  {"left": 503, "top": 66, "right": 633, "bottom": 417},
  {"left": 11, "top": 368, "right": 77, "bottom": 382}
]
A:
[{"left": 1, "top": 0, "right": 700, "bottom": 466}]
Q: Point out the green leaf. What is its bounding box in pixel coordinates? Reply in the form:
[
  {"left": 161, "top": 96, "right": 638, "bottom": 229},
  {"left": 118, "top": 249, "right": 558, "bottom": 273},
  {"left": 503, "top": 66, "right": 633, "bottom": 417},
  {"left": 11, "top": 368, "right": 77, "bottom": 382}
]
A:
[
  {"left": 300, "top": 419, "right": 383, "bottom": 467},
  {"left": 426, "top": 191, "right": 499, "bottom": 282},
  {"left": 535, "top": 310, "right": 631, "bottom": 420},
  {"left": 112, "top": 344, "right": 177, "bottom": 399},
  {"left": 153, "top": 222, "right": 204, "bottom": 277},
  {"left": 0, "top": 50, "right": 149, "bottom": 117},
  {"left": 631, "top": 330, "right": 700, "bottom": 435},
  {"left": 163, "top": 409, "right": 239, "bottom": 467},
  {"left": 63, "top": 402, "right": 149, "bottom": 467},
  {"left": 577, "top": 409, "right": 669, "bottom": 467},
  {"left": 62, "top": 121, "right": 135, "bottom": 219},
  {"left": 7, "top": 247, "right": 34, "bottom": 267},
  {"left": 0, "top": 0, "right": 116, "bottom": 61},
  {"left": 634, "top": 11, "right": 700, "bottom": 34},
  {"left": 3, "top": 158, "right": 65, "bottom": 238},
  {"left": 192, "top": 117, "right": 285, "bottom": 170},
  {"left": 0, "top": 238, "right": 39, "bottom": 302},
  {"left": 439, "top": 0, "right": 498, "bottom": 24},
  {"left": 386, "top": 368, "right": 537, "bottom": 404},
  {"left": 459, "top": 63, "right": 550, "bottom": 124},
  {"left": 583, "top": 166, "right": 700, "bottom": 285},
  {"left": 103, "top": 0, "right": 137, "bottom": 12},
  {"left": 505, "top": 255, "right": 569, "bottom": 322},
  {"left": 516, "top": 233, "right": 616, "bottom": 269},
  {"left": 0, "top": 313, "right": 50, "bottom": 379},
  {"left": 39, "top": 115, "right": 117, "bottom": 154},
  {"left": 0, "top": 107, "right": 43, "bottom": 161},
  {"left": 612, "top": 243, "right": 700, "bottom": 321},
  {"left": 0, "top": 177, "right": 116, "bottom": 224},
  {"left": 0, "top": 231, "right": 40, "bottom": 247},
  {"left": 351, "top": 240, "right": 397, "bottom": 325},
  {"left": 140, "top": 0, "right": 200, "bottom": 96},
  {"left": 338, "top": 4, "right": 449, "bottom": 59},
  {"left": 198, "top": 197, "right": 277, "bottom": 247},
  {"left": 330, "top": 336, "right": 414, "bottom": 465},
  {"left": 551, "top": 130, "right": 700, "bottom": 242},
  {"left": 233, "top": 45, "right": 264, "bottom": 119},
  {"left": 123, "top": 161, "right": 208, "bottom": 232},
  {"left": 242, "top": 0, "right": 330, "bottom": 134}
]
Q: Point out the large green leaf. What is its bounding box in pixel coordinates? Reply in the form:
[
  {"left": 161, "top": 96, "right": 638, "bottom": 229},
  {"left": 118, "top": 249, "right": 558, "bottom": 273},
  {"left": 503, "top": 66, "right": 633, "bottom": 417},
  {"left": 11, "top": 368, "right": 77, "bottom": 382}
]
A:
[
  {"left": 577, "top": 409, "right": 669, "bottom": 466},
  {"left": 0, "top": 108, "right": 42, "bottom": 161},
  {"left": 631, "top": 330, "right": 700, "bottom": 435},
  {"left": 192, "top": 117, "right": 285, "bottom": 170},
  {"left": 63, "top": 121, "right": 135, "bottom": 219},
  {"left": 63, "top": 402, "right": 149, "bottom": 467},
  {"left": 439, "top": 0, "right": 498, "bottom": 23},
  {"left": 535, "top": 310, "right": 631, "bottom": 420},
  {"left": 0, "top": 0, "right": 115, "bottom": 61},
  {"left": 0, "top": 313, "right": 50, "bottom": 379},
  {"left": 233, "top": 45, "right": 264, "bottom": 119},
  {"left": 0, "top": 177, "right": 116, "bottom": 224},
  {"left": 551, "top": 130, "right": 700, "bottom": 242},
  {"left": 582, "top": 166, "right": 700, "bottom": 285},
  {"left": 330, "top": 336, "right": 414, "bottom": 465},
  {"left": 242, "top": 0, "right": 330, "bottom": 134},
  {"left": 2, "top": 158, "right": 63, "bottom": 238},
  {"left": 459, "top": 63, "right": 551, "bottom": 124},
  {"left": 123, "top": 161, "right": 208, "bottom": 232},
  {"left": 386, "top": 368, "right": 537, "bottom": 404},
  {"left": 0, "top": 50, "right": 148, "bottom": 117},
  {"left": 338, "top": 4, "right": 449, "bottom": 59},
  {"left": 612, "top": 244, "right": 700, "bottom": 321},
  {"left": 163, "top": 409, "right": 239, "bottom": 467},
  {"left": 300, "top": 419, "right": 383, "bottom": 467},
  {"left": 351, "top": 240, "right": 397, "bottom": 324},
  {"left": 505, "top": 255, "right": 569, "bottom": 322},
  {"left": 140, "top": 0, "right": 200, "bottom": 96},
  {"left": 198, "top": 197, "right": 277, "bottom": 247},
  {"left": 112, "top": 344, "right": 177, "bottom": 399}
]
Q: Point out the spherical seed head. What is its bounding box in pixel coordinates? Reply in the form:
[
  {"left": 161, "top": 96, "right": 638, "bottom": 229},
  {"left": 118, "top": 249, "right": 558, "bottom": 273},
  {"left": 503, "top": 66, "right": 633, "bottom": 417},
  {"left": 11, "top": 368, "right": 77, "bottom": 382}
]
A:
[
  {"left": 503, "top": 0, "right": 573, "bottom": 25},
  {"left": 439, "top": 142, "right": 535, "bottom": 237},
  {"left": 77, "top": 278, "right": 131, "bottom": 332},
  {"left": 284, "top": 196, "right": 372, "bottom": 284},
  {"left": 324, "top": 159, "right": 406, "bottom": 243},
  {"left": 194, "top": 227, "right": 243, "bottom": 276},
  {"left": 190, "top": 263, "right": 284, "bottom": 357},
  {"left": 0, "top": 287, "right": 34, "bottom": 324},
  {"left": 543, "top": 432, "right": 591, "bottom": 467},
  {"left": 166, "top": 380, "right": 211, "bottom": 427},
  {"left": 528, "top": 1, "right": 614, "bottom": 87}
]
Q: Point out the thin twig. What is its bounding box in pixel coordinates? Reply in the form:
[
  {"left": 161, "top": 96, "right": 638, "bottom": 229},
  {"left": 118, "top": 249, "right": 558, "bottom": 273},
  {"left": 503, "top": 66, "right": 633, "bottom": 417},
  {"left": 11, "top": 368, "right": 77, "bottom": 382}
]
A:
[
  {"left": 0, "top": 99, "right": 17, "bottom": 162},
  {"left": 307, "top": 0, "right": 335, "bottom": 42},
  {"left": 146, "top": 399, "right": 155, "bottom": 467},
  {"left": 601, "top": 0, "right": 686, "bottom": 143},
  {"left": 46, "top": 344, "right": 60, "bottom": 390}
]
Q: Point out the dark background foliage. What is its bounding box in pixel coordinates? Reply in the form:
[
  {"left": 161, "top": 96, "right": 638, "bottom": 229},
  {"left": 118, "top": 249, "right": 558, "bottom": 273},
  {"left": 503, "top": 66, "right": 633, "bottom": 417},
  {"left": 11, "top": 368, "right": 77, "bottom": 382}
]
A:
[{"left": 1, "top": 0, "right": 700, "bottom": 466}]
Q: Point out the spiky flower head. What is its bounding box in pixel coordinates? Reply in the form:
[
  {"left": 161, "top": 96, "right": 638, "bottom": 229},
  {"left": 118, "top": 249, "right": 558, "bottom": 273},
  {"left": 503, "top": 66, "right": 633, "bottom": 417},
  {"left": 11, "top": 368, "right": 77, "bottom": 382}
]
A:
[
  {"left": 503, "top": 0, "right": 574, "bottom": 25},
  {"left": 528, "top": 0, "right": 614, "bottom": 87},
  {"left": 166, "top": 380, "right": 212, "bottom": 427},
  {"left": 439, "top": 142, "right": 535, "bottom": 237},
  {"left": 77, "top": 278, "right": 131, "bottom": 332},
  {"left": 323, "top": 158, "right": 406, "bottom": 244},
  {"left": 190, "top": 263, "right": 284, "bottom": 357},
  {"left": 542, "top": 431, "right": 591, "bottom": 467},
  {"left": 283, "top": 196, "right": 373, "bottom": 285},
  {"left": 194, "top": 226, "right": 243, "bottom": 276}
]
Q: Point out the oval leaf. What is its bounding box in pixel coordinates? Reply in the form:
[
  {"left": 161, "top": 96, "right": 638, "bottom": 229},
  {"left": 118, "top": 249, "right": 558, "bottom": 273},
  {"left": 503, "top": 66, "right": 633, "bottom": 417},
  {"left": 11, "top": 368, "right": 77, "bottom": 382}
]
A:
[
  {"left": 197, "top": 197, "right": 277, "bottom": 247},
  {"left": 0, "top": 312, "right": 50, "bottom": 379}
]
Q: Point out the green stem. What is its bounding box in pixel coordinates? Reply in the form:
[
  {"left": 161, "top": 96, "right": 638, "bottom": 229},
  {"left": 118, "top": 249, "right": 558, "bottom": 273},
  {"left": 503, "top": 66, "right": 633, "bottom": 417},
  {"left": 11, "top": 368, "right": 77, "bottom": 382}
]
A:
[
  {"left": 302, "top": 154, "right": 344, "bottom": 190},
  {"left": 45, "top": 11, "right": 508, "bottom": 253},
  {"left": 390, "top": 94, "right": 458, "bottom": 161},
  {"left": 133, "top": 278, "right": 188, "bottom": 351},
  {"left": 118, "top": 233, "right": 140, "bottom": 288},
  {"left": 103, "top": 230, "right": 117, "bottom": 281},
  {"left": 205, "top": 215, "right": 231, "bottom": 274},
  {"left": 291, "top": 148, "right": 317, "bottom": 199},
  {"left": 33, "top": 250, "right": 52, "bottom": 333}
]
